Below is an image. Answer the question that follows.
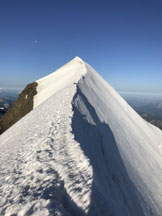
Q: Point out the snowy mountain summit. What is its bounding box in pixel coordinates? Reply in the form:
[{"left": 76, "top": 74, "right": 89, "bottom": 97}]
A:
[{"left": 1, "top": 57, "right": 162, "bottom": 216}]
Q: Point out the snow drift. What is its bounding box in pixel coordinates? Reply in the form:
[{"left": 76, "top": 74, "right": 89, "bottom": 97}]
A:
[{"left": 1, "top": 57, "right": 162, "bottom": 216}]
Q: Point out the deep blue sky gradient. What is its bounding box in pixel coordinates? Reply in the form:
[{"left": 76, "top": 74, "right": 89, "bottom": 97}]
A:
[{"left": 0, "top": 0, "right": 162, "bottom": 93}]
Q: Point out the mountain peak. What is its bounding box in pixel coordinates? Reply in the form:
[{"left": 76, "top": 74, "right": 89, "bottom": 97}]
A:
[
  {"left": 73, "top": 56, "right": 85, "bottom": 64},
  {"left": 0, "top": 57, "right": 89, "bottom": 133},
  {"left": 34, "top": 57, "right": 87, "bottom": 108}
]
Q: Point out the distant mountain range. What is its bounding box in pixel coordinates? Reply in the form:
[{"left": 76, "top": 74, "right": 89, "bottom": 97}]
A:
[
  {"left": 136, "top": 101, "right": 162, "bottom": 116},
  {"left": 0, "top": 89, "right": 19, "bottom": 118},
  {"left": 134, "top": 101, "right": 162, "bottom": 130}
]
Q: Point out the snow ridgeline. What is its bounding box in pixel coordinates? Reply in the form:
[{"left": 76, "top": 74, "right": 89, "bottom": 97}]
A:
[
  {"left": 34, "top": 57, "right": 86, "bottom": 108},
  {"left": 0, "top": 85, "right": 121, "bottom": 216},
  {"left": 1, "top": 57, "right": 162, "bottom": 215}
]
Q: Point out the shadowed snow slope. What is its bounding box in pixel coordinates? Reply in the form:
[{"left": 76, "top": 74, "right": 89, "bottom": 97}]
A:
[{"left": 1, "top": 57, "right": 162, "bottom": 216}]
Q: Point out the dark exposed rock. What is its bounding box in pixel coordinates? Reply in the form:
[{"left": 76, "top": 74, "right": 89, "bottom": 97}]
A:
[{"left": 0, "top": 82, "right": 38, "bottom": 135}]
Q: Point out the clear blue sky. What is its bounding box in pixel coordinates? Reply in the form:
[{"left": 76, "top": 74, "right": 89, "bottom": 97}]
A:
[{"left": 0, "top": 0, "right": 162, "bottom": 93}]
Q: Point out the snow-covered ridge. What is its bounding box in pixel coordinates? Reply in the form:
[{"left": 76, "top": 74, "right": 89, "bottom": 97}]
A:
[
  {"left": 1, "top": 57, "right": 162, "bottom": 215},
  {"left": 34, "top": 56, "right": 86, "bottom": 108}
]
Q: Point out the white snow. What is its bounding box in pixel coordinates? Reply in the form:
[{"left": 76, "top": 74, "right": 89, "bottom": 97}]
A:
[
  {"left": 34, "top": 56, "right": 86, "bottom": 108},
  {"left": 1, "top": 57, "right": 162, "bottom": 215}
]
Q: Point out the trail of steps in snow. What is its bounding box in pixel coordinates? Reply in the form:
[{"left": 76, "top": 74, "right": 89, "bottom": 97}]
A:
[
  {"left": 0, "top": 86, "right": 93, "bottom": 216},
  {"left": 43, "top": 87, "right": 93, "bottom": 214}
]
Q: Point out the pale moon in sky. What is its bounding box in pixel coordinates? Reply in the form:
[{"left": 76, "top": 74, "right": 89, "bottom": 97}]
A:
[{"left": 34, "top": 40, "right": 38, "bottom": 43}]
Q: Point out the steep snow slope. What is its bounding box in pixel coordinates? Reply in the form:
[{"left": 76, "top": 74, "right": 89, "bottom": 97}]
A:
[
  {"left": 1, "top": 57, "right": 162, "bottom": 216},
  {"left": 34, "top": 57, "right": 86, "bottom": 108}
]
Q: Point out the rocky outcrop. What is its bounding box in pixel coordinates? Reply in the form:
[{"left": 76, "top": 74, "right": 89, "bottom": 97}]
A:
[{"left": 0, "top": 82, "right": 37, "bottom": 135}]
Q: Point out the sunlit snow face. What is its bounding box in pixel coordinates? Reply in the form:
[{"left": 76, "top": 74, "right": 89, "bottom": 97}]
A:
[{"left": 158, "top": 145, "right": 162, "bottom": 155}]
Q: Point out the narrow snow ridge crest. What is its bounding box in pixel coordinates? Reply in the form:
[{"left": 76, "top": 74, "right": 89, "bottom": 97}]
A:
[
  {"left": 34, "top": 57, "right": 87, "bottom": 108},
  {"left": 73, "top": 56, "right": 85, "bottom": 64}
]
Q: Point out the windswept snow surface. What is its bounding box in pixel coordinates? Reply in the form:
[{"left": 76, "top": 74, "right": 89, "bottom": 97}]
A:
[
  {"left": 1, "top": 57, "right": 162, "bottom": 215},
  {"left": 34, "top": 57, "right": 86, "bottom": 108}
]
